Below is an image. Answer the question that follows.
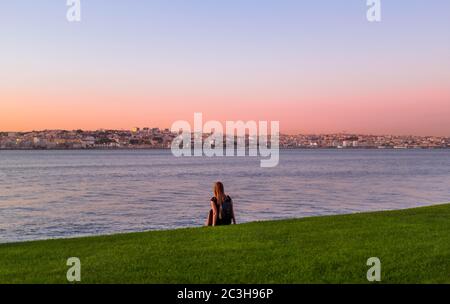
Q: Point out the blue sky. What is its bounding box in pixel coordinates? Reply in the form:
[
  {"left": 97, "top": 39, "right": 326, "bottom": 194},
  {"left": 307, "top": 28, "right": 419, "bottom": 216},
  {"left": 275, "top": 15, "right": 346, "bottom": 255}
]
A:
[{"left": 1, "top": 1, "right": 449, "bottom": 135}]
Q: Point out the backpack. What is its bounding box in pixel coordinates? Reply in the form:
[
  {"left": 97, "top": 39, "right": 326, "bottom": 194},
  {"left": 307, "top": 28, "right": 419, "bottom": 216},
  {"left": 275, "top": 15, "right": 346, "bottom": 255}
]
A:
[{"left": 220, "top": 196, "right": 233, "bottom": 224}]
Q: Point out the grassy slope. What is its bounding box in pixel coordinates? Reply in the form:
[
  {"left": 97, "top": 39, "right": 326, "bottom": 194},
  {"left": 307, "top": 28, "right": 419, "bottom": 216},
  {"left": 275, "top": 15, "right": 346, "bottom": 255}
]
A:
[{"left": 0, "top": 204, "right": 449, "bottom": 284}]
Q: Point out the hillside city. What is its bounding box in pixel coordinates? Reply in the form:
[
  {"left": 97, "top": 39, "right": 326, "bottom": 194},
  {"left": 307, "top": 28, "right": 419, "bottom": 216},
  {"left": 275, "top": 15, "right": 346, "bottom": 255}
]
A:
[{"left": 0, "top": 128, "right": 449, "bottom": 150}]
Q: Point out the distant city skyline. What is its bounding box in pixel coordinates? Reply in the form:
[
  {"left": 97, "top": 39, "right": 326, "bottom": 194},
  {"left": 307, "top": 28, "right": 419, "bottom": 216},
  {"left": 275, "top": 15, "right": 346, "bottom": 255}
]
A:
[
  {"left": 2, "top": 127, "right": 450, "bottom": 139},
  {"left": 1, "top": 1, "right": 449, "bottom": 136},
  {"left": 1, "top": 128, "right": 448, "bottom": 150}
]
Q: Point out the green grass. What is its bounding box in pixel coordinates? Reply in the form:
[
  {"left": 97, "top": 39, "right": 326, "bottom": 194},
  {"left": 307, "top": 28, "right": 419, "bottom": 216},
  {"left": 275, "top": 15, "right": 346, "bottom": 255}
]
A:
[{"left": 1, "top": 204, "right": 450, "bottom": 284}]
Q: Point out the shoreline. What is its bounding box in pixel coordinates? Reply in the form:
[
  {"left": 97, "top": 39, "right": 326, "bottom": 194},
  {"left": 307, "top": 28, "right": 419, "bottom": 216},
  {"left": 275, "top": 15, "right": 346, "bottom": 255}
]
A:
[
  {"left": 1, "top": 203, "right": 447, "bottom": 246},
  {"left": 1, "top": 147, "right": 449, "bottom": 151},
  {"left": 1, "top": 203, "right": 449, "bottom": 283},
  {"left": 0, "top": 204, "right": 450, "bottom": 284}
]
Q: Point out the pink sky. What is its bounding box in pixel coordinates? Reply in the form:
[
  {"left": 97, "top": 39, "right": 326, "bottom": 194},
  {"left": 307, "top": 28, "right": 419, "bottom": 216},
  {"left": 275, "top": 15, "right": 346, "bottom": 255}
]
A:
[
  {"left": 1, "top": 1, "right": 449, "bottom": 136},
  {"left": 1, "top": 83, "right": 449, "bottom": 136}
]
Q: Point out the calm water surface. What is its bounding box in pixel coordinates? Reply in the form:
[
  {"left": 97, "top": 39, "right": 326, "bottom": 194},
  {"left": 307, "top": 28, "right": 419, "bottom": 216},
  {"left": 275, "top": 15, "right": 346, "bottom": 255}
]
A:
[{"left": 0, "top": 150, "right": 449, "bottom": 243}]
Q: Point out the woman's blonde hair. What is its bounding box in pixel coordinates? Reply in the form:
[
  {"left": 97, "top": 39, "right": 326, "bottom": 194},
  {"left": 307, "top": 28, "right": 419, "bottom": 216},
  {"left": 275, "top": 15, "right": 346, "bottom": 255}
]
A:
[{"left": 214, "top": 182, "right": 226, "bottom": 219}]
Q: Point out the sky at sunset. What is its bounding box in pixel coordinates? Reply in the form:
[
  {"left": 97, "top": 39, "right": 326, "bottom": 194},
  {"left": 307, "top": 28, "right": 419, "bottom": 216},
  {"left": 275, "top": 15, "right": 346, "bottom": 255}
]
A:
[{"left": 1, "top": 0, "right": 449, "bottom": 135}]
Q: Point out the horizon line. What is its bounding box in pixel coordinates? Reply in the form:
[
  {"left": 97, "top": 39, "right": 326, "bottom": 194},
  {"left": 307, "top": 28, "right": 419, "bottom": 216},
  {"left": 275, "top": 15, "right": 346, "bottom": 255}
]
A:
[{"left": 1, "top": 128, "right": 448, "bottom": 138}]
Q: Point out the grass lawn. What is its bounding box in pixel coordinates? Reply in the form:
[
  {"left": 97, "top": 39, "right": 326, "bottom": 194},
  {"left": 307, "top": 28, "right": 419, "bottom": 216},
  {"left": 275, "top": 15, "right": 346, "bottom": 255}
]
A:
[{"left": 1, "top": 203, "right": 449, "bottom": 284}]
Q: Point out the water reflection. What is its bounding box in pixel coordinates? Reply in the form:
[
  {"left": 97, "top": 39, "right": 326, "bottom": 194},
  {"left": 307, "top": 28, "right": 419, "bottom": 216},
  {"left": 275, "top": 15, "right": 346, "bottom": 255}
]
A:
[{"left": 0, "top": 149, "right": 449, "bottom": 243}]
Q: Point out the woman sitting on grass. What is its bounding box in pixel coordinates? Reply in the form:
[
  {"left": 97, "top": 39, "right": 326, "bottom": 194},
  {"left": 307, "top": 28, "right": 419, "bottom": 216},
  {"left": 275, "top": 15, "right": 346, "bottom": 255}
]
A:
[{"left": 205, "top": 182, "right": 236, "bottom": 226}]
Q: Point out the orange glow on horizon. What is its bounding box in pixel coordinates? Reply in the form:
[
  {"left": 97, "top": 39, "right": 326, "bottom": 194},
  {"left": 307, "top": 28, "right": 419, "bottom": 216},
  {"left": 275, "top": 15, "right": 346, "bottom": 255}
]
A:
[{"left": 1, "top": 85, "right": 449, "bottom": 136}]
